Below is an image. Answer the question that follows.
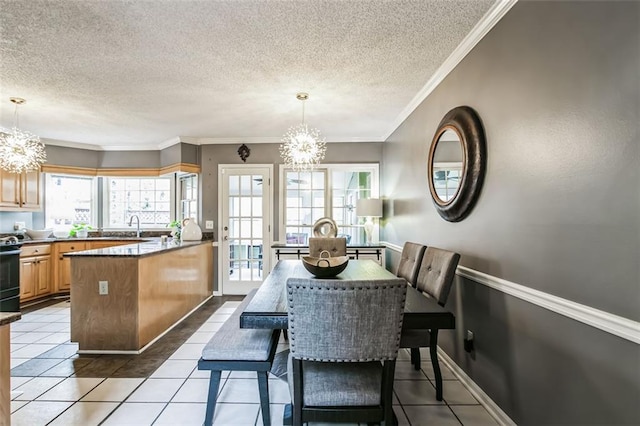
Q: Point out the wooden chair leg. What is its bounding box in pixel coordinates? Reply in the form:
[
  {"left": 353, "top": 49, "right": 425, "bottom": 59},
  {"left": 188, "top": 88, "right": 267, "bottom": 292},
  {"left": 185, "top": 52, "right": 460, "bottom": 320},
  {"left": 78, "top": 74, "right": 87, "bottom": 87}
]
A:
[
  {"left": 204, "top": 370, "right": 222, "bottom": 425},
  {"left": 257, "top": 371, "right": 271, "bottom": 426},
  {"left": 410, "top": 347, "right": 421, "bottom": 370},
  {"left": 430, "top": 330, "right": 443, "bottom": 401}
]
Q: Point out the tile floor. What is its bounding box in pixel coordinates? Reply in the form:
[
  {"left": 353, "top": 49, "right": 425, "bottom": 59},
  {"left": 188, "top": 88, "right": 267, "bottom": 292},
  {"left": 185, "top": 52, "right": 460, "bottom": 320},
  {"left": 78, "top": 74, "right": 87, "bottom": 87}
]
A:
[{"left": 9, "top": 297, "right": 500, "bottom": 425}]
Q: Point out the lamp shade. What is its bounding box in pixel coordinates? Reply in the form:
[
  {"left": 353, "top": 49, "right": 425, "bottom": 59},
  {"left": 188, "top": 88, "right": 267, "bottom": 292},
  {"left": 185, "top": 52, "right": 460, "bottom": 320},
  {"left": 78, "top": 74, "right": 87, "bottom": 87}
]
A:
[{"left": 356, "top": 198, "right": 383, "bottom": 217}]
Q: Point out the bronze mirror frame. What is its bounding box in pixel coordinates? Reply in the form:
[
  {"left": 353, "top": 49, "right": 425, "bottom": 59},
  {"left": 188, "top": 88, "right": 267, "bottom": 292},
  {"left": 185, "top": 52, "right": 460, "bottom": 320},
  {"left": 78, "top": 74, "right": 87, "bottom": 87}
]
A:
[{"left": 427, "top": 106, "right": 486, "bottom": 222}]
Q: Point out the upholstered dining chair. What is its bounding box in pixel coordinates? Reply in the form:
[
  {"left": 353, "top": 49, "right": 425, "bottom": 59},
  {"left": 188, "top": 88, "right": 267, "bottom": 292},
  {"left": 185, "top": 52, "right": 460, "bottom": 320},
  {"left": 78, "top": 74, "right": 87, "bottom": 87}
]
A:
[
  {"left": 400, "top": 246, "right": 460, "bottom": 401},
  {"left": 308, "top": 237, "right": 347, "bottom": 257},
  {"left": 396, "top": 242, "right": 427, "bottom": 286},
  {"left": 286, "top": 277, "right": 407, "bottom": 426}
]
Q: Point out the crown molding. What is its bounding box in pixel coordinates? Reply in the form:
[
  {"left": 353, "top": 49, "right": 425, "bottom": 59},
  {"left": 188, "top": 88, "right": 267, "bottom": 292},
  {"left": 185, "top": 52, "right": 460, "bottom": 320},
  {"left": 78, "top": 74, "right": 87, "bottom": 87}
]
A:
[
  {"left": 42, "top": 138, "right": 103, "bottom": 151},
  {"left": 384, "top": 0, "right": 518, "bottom": 140}
]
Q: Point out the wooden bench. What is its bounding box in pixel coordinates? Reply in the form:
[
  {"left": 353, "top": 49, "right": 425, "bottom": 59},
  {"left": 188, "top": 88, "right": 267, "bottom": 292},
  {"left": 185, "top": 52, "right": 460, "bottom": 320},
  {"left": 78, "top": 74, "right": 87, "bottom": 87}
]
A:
[{"left": 198, "top": 290, "right": 281, "bottom": 426}]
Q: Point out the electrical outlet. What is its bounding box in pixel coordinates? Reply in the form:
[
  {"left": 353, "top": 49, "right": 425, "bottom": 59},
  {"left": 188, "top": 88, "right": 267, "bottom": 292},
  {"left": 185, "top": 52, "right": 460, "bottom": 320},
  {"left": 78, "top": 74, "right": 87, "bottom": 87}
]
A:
[
  {"left": 98, "top": 280, "right": 108, "bottom": 295},
  {"left": 14, "top": 222, "right": 26, "bottom": 230},
  {"left": 464, "top": 330, "right": 475, "bottom": 353},
  {"left": 205, "top": 220, "right": 214, "bottom": 229}
]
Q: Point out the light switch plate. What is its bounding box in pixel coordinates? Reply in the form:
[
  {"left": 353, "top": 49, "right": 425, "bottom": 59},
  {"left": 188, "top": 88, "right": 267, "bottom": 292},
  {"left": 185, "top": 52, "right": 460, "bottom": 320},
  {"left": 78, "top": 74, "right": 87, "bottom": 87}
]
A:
[
  {"left": 205, "top": 220, "right": 214, "bottom": 229},
  {"left": 14, "top": 222, "right": 26, "bottom": 230},
  {"left": 98, "top": 281, "right": 108, "bottom": 295}
]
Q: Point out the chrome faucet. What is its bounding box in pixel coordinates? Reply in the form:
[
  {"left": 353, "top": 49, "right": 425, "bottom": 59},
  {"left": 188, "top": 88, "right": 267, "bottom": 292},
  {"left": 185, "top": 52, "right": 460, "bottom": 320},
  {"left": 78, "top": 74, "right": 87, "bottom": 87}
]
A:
[{"left": 128, "top": 215, "right": 141, "bottom": 237}]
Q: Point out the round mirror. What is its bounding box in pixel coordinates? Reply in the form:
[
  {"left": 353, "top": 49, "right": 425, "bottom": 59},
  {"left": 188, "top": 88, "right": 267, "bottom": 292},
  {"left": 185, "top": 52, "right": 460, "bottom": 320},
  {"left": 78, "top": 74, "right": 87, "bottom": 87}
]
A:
[
  {"left": 427, "top": 106, "right": 486, "bottom": 222},
  {"left": 431, "top": 128, "right": 464, "bottom": 204},
  {"left": 312, "top": 217, "right": 338, "bottom": 238}
]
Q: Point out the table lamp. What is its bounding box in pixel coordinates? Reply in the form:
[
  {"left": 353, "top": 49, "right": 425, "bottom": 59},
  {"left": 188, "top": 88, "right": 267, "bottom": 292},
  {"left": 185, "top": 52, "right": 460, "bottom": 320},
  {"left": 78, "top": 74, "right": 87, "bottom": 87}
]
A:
[{"left": 356, "top": 198, "right": 383, "bottom": 244}]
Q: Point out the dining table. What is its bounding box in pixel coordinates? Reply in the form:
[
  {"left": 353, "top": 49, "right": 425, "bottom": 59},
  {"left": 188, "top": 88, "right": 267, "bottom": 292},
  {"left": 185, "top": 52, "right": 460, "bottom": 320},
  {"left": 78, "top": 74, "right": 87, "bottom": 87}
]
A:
[{"left": 240, "top": 259, "right": 456, "bottom": 401}]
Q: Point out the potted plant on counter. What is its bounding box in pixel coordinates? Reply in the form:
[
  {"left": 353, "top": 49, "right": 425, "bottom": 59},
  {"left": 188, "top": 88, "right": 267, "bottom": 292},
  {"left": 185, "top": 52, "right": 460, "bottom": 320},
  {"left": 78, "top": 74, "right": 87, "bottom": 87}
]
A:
[
  {"left": 69, "top": 223, "right": 93, "bottom": 238},
  {"left": 167, "top": 220, "right": 181, "bottom": 240}
]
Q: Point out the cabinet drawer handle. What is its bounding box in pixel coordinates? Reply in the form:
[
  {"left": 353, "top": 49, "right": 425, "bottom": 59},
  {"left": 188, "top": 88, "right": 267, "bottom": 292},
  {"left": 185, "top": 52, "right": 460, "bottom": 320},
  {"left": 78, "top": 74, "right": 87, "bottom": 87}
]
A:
[
  {"left": 34, "top": 249, "right": 38, "bottom": 253},
  {"left": 70, "top": 246, "right": 75, "bottom": 250},
  {"left": 59, "top": 256, "right": 64, "bottom": 260}
]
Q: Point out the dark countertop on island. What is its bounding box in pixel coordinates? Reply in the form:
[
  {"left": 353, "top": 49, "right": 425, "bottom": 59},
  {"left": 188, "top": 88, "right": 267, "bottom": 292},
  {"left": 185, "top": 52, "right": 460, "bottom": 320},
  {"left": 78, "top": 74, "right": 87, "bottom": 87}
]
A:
[
  {"left": 64, "top": 239, "right": 213, "bottom": 258},
  {"left": 0, "top": 312, "right": 21, "bottom": 326}
]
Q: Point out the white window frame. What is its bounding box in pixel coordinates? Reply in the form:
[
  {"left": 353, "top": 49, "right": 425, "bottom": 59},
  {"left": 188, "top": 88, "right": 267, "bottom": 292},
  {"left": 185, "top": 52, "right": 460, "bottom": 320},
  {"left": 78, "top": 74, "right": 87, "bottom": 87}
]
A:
[
  {"left": 44, "top": 173, "right": 98, "bottom": 229},
  {"left": 102, "top": 175, "right": 176, "bottom": 230},
  {"left": 278, "top": 163, "right": 379, "bottom": 244}
]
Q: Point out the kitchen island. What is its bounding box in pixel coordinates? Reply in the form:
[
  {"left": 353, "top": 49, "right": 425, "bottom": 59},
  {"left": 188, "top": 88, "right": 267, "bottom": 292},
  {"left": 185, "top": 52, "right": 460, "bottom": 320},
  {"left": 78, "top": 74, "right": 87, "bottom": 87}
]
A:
[{"left": 66, "top": 239, "right": 213, "bottom": 354}]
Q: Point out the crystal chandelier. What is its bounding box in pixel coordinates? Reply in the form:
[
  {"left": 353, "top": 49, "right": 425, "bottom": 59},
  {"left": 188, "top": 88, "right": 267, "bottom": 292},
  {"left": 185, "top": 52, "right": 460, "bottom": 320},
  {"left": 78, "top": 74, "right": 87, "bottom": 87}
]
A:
[
  {"left": 280, "top": 93, "right": 326, "bottom": 171},
  {"left": 0, "top": 97, "right": 47, "bottom": 173}
]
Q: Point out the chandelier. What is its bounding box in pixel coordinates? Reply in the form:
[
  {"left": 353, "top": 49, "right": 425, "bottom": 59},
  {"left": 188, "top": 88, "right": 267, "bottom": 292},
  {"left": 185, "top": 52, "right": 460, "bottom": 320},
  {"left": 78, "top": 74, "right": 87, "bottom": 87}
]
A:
[
  {"left": 280, "top": 93, "right": 326, "bottom": 171},
  {"left": 0, "top": 97, "right": 47, "bottom": 173}
]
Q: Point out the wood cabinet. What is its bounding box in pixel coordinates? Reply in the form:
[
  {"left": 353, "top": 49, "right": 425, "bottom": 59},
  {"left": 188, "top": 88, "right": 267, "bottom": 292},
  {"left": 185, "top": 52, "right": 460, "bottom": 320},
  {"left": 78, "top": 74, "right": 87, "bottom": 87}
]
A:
[
  {"left": 54, "top": 242, "right": 87, "bottom": 293},
  {"left": 0, "top": 169, "right": 41, "bottom": 211},
  {"left": 19, "top": 244, "right": 51, "bottom": 301}
]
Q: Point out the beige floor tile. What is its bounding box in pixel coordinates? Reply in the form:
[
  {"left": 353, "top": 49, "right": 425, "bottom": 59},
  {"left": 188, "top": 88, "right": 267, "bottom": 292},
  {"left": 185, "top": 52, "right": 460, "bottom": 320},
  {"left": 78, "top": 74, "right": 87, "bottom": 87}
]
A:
[
  {"left": 268, "top": 378, "right": 291, "bottom": 404},
  {"left": 207, "top": 402, "right": 260, "bottom": 426},
  {"left": 229, "top": 370, "right": 260, "bottom": 379},
  {"left": 421, "top": 362, "right": 458, "bottom": 380},
  {"left": 197, "top": 322, "right": 223, "bottom": 332},
  {"left": 395, "top": 361, "right": 430, "bottom": 380},
  {"left": 154, "top": 402, "right": 208, "bottom": 425},
  {"left": 450, "top": 405, "right": 500, "bottom": 425},
  {"left": 185, "top": 331, "right": 216, "bottom": 344},
  {"left": 150, "top": 359, "right": 198, "bottom": 378},
  {"left": 189, "top": 367, "right": 229, "bottom": 379},
  {"left": 11, "top": 331, "right": 53, "bottom": 343},
  {"left": 10, "top": 401, "right": 73, "bottom": 426},
  {"left": 168, "top": 343, "right": 206, "bottom": 360},
  {"left": 49, "top": 401, "right": 119, "bottom": 425},
  {"left": 443, "top": 381, "right": 478, "bottom": 405},
  {"left": 216, "top": 307, "right": 239, "bottom": 314},
  {"left": 217, "top": 378, "right": 261, "bottom": 403},
  {"left": 172, "top": 378, "right": 211, "bottom": 403},
  {"left": 10, "top": 358, "right": 29, "bottom": 369},
  {"left": 394, "top": 380, "right": 444, "bottom": 405},
  {"left": 10, "top": 376, "right": 33, "bottom": 390},
  {"left": 10, "top": 322, "right": 43, "bottom": 332},
  {"left": 126, "top": 378, "right": 185, "bottom": 402},
  {"left": 256, "top": 403, "right": 286, "bottom": 426},
  {"left": 13, "top": 377, "right": 65, "bottom": 400},
  {"left": 10, "top": 400, "right": 28, "bottom": 413},
  {"left": 102, "top": 402, "right": 167, "bottom": 426},
  {"left": 10, "top": 343, "right": 26, "bottom": 352},
  {"left": 81, "top": 378, "right": 144, "bottom": 402},
  {"left": 18, "top": 314, "right": 50, "bottom": 323},
  {"left": 102, "top": 402, "right": 166, "bottom": 425},
  {"left": 394, "top": 405, "right": 410, "bottom": 425},
  {"left": 207, "top": 313, "right": 232, "bottom": 323},
  {"left": 11, "top": 343, "right": 58, "bottom": 358},
  {"left": 36, "top": 332, "right": 71, "bottom": 344},
  {"left": 37, "top": 377, "right": 105, "bottom": 401},
  {"left": 403, "top": 405, "right": 461, "bottom": 426},
  {"left": 36, "top": 322, "right": 70, "bottom": 333}
]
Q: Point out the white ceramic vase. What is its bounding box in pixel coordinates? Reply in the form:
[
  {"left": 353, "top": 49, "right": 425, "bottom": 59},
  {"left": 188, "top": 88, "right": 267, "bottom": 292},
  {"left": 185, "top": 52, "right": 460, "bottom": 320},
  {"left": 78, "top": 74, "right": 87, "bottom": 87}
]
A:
[{"left": 181, "top": 218, "right": 202, "bottom": 241}]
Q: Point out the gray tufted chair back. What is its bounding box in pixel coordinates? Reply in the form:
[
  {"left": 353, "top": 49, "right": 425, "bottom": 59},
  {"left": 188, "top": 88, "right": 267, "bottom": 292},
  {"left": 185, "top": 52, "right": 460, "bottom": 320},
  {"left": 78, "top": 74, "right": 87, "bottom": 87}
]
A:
[
  {"left": 286, "top": 278, "right": 407, "bottom": 361},
  {"left": 308, "top": 237, "right": 347, "bottom": 258},
  {"left": 415, "top": 247, "right": 460, "bottom": 306},
  {"left": 396, "top": 242, "right": 427, "bottom": 286}
]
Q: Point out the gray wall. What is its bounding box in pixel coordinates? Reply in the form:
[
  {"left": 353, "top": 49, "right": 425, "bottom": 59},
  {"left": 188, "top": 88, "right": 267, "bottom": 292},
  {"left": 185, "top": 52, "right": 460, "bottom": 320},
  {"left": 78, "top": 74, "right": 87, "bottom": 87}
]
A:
[{"left": 382, "top": 1, "right": 639, "bottom": 424}]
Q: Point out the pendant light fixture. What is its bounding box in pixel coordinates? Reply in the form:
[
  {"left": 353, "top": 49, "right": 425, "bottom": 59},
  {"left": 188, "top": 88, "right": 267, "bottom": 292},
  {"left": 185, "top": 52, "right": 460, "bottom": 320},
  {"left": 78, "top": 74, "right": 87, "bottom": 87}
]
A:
[
  {"left": 0, "top": 97, "right": 46, "bottom": 173},
  {"left": 280, "top": 92, "right": 326, "bottom": 171}
]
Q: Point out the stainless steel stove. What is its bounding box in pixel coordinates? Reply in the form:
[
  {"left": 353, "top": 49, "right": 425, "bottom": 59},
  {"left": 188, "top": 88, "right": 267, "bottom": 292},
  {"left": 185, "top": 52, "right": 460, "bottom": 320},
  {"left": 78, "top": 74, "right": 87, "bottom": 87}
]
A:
[{"left": 0, "top": 236, "right": 22, "bottom": 312}]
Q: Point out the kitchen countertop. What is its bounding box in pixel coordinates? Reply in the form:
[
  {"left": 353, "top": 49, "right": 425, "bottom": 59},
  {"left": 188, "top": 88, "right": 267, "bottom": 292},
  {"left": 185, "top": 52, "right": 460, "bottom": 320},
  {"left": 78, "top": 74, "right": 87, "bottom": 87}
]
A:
[
  {"left": 64, "top": 239, "right": 212, "bottom": 258},
  {"left": 0, "top": 312, "right": 21, "bottom": 326},
  {"left": 17, "top": 236, "right": 150, "bottom": 245}
]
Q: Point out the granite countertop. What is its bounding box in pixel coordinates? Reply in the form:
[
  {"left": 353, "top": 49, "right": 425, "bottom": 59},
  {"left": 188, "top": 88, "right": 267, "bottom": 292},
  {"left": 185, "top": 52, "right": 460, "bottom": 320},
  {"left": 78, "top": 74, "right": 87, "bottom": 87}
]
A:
[
  {"left": 0, "top": 312, "right": 21, "bottom": 326},
  {"left": 18, "top": 237, "right": 151, "bottom": 245},
  {"left": 64, "top": 239, "right": 212, "bottom": 258}
]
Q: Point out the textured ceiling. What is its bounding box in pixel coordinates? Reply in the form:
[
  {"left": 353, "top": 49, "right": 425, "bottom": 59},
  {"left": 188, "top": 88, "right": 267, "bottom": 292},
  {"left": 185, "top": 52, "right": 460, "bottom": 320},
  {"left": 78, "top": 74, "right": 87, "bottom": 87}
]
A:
[{"left": 0, "top": 0, "right": 496, "bottom": 150}]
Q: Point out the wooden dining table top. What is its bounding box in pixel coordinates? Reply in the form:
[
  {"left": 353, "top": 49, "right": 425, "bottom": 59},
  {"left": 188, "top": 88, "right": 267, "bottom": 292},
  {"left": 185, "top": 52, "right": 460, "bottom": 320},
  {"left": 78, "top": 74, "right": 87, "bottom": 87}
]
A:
[{"left": 239, "top": 259, "right": 455, "bottom": 331}]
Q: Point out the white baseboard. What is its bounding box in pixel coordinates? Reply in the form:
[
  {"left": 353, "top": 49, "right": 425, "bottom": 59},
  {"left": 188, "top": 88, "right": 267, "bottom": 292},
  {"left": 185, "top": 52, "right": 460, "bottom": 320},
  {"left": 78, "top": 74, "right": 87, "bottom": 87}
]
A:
[
  {"left": 382, "top": 241, "right": 640, "bottom": 344},
  {"left": 437, "top": 347, "right": 516, "bottom": 426}
]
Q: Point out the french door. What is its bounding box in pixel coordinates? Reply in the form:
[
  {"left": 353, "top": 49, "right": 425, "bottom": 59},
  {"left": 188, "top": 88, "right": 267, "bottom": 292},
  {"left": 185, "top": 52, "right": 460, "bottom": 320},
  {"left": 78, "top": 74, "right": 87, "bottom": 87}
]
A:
[{"left": 219, "top": 165, "right": 272, "bottom": 295}]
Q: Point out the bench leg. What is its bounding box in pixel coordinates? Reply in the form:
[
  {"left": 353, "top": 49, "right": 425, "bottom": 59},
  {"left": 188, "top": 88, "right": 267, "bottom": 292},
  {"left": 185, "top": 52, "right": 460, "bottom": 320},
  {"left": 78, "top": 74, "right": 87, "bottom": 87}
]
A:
[
  {"left": 204, "top": 370, "right": 222, "bottom": 425},
  {"left": 257, "top": 371, "right": 271, "bottom": 426},
  {"left": 430, "top": 330, "right": 443, "bottom": 401},
  {"left": 410, "top": 348, "right": 421, "bottom": 370},
  {"left": 258, "top": 371, "right": 271, "bottom": 426}
]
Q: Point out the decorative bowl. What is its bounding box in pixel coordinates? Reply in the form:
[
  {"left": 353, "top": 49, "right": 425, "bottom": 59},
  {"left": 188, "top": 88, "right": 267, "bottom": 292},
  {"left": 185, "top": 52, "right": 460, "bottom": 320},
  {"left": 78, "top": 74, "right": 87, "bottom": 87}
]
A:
[
  {"left": 301, "top": 255, "right": 349, "bottom": 278},
  {"left": 25, "top": 229, "right": 53, "bottom": 240}
]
